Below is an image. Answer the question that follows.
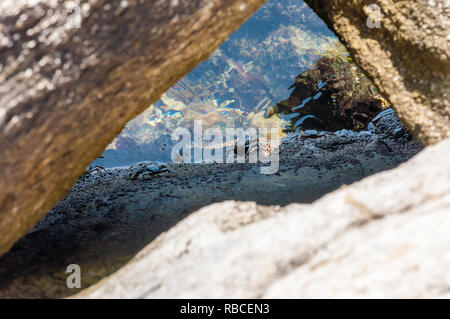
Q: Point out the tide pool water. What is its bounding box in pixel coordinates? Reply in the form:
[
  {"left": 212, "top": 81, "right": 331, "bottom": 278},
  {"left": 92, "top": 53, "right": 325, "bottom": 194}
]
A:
[{"left": 93, "top": 0, "right": 342, "bottom": 168}]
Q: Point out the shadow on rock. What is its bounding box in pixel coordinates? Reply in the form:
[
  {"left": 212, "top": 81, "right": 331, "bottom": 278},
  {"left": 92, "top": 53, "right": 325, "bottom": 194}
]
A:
[{"left": 0, "top": 113, "right": 421, "bottom": 298}]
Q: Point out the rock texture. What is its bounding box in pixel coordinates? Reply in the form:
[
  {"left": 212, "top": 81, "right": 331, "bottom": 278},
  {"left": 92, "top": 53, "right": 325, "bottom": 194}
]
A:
[
  {"left": 0, "top": 0, "right": 266, "bottom": 257},
  {"left": 75, "top": 138, "right": 450, "bottom": 298},
  {"left": 1, "top": 0, "right": 449, "bottom": 297},
  {"left": 304, "top": 0, "right": 450, "bottom": 145},
  {"left": 0, "top": 114, "right": 422, "bottom": 298}
]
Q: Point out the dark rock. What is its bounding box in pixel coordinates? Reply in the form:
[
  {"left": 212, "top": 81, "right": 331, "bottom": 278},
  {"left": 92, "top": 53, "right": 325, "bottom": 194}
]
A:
[
  {"left": 266, "top": 54, "right": 387, "bottom": 133},
  {"left": 371, "top": 108, "right": 412, "bottom": 141}
]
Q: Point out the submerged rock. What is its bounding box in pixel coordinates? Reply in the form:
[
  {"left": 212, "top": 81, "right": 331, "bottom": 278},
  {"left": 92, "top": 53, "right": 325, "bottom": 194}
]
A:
[{"left": 266, "top": 52, "right": 388, "bottom": 133}]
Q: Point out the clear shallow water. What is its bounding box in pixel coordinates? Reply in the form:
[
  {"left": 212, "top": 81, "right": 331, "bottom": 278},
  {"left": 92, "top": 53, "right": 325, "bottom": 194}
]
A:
[{"left": 92, "top": 0, "right": 341, "bottom": 169}]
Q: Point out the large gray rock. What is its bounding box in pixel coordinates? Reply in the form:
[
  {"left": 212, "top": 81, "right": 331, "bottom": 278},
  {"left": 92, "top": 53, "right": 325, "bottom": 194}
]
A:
[
  {"left": 305, "top": 0, "right": 450, "bottom": 146},
  {"left": 76, "top": 138, "right": 450, "bottom": 298},
  {"left": 0, "top": 0, "right": 266, "bottom": 257}
]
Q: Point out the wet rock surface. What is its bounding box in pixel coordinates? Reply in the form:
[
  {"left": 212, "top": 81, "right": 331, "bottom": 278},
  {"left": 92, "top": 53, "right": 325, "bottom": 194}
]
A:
[
  {"left": 75, "top": 138, "right": 448, "bottom": 299},
  {"left": 0, "top": 117, "right": 422, "bottom": 298},
  {"left": 76, "top": 138, "right": 448, "bottom": 299},
  {"left": 304, "top": 0, "right": 450, "bottom": 145},
  {"left": 0, "top": 0, "right": 267, "bottom": 258}
]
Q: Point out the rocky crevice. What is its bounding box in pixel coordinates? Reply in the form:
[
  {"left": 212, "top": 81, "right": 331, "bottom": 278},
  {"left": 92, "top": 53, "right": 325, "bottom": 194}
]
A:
[
  {"left": 0, "top": 0, "right": 448, "bottom": 298},
  {"left": 304, "top": 0, "right": 450, "bottom": 145},
  {"left": 0, "top": 0, "right": 267, "bottom": 258},
  {"left": 0, "top": 112, "right": 423, "bottom": 298}
]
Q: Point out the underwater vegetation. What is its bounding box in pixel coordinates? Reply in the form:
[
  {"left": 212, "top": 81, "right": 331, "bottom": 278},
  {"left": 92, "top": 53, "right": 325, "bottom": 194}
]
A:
[
  {"left": 113, "top": 0, "right": 337, "bottom": 149},
  {"left": 97, "top": 0, "right": 388, "bottom": 166},
  {"left": 265, "top": 42, "right": 389, "bottom": 133}
]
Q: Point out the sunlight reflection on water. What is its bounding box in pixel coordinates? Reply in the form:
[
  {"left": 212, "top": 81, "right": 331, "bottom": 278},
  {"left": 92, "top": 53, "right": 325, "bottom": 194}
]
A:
[{"left": 94, "top": 0, "right": 342, "bottom": 167}]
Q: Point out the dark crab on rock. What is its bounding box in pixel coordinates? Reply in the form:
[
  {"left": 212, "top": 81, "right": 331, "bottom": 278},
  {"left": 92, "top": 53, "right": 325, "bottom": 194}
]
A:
[{"left": 130, "top": 162, "right": 170, "bottom": 180}]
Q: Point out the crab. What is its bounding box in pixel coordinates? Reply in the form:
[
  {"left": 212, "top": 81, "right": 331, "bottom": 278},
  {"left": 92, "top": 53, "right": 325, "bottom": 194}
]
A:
[{"left": 131, "top": 162, "right": 170, "bottom": 180}]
